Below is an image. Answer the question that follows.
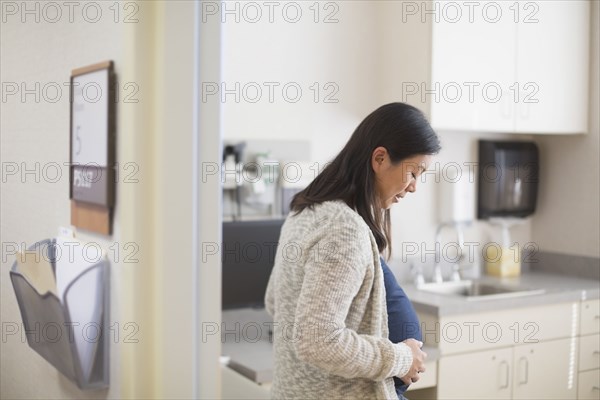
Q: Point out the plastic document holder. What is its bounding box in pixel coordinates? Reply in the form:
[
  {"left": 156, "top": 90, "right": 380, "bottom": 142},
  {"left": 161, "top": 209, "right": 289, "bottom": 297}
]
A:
[{"left": 9, "top": 239, "right": 110, "bottom": 390}]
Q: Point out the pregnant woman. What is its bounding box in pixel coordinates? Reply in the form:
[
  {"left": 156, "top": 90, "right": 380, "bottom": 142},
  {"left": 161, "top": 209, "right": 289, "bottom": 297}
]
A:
[
  {"left": 381, "top": 255, "right": 424, "bottom": 399},
  {"left": 265, "top": 102, "right": 440, "bottom": 399}
]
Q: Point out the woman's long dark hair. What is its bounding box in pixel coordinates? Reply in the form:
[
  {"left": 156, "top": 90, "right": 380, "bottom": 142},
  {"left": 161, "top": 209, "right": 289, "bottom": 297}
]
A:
[{"left": 290, "top": 102, "right": 441, "bottom": 259}]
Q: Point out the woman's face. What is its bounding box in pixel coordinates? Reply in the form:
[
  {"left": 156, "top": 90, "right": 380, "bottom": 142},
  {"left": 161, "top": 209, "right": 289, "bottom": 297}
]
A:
[{"left": 372, "top": 147, "right": 433, "bottom": 210}]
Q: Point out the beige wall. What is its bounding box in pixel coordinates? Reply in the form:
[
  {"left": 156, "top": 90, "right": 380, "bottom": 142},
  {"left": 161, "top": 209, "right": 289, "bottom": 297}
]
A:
[
  {"left": 0, "top": 1, "right": 213, "bottom": 399},
  {"left": 531, "top": 0, "right": 600, "bottom": 258},
  {"left": 1, "top": 4, "right": 127, "bottom": 398}
]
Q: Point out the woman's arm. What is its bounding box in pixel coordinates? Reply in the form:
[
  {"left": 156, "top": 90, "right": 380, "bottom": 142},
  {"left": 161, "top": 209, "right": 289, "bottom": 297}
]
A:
[{"left": 291, "top": 220, "right": 413, "bottom": 382}]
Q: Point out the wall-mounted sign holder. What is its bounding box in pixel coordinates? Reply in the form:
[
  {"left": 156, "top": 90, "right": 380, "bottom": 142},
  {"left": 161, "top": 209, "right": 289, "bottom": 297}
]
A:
[
  {"left": 10, "top": 238, "right": 110, "bottom": 390},
  {"left": 69, "top": 61, "right": 116, "bottom": 235}
]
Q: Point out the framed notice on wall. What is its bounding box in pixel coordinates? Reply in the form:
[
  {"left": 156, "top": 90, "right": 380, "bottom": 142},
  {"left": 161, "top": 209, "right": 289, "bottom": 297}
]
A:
[{"left": 69, "top": 61, "right": 116, "bottom": 235}]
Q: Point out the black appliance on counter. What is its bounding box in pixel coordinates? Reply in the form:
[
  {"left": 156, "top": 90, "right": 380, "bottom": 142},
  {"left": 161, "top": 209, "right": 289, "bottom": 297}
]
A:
[{"left": 222, "top": 218, "right": 284, "bottom": 309}]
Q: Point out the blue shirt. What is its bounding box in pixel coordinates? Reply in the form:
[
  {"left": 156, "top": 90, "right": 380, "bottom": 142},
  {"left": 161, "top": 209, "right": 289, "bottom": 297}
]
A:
[{"left": 380, "top": 257, "right": 422, "bottom": 398}]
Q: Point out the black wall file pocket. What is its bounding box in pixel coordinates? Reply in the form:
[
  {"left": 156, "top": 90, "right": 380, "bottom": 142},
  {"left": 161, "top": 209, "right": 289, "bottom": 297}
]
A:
[{"left": 10, "top": 239, "right": 110, "bottom": 390}]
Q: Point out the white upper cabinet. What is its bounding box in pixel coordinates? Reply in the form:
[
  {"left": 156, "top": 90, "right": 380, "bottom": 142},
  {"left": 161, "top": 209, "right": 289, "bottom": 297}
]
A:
[
  {"left": 431, "top": 1, "right": 516, "bottom": 132},
  {"left": 429, "top": 0, "right": 590, "bottom": 134},
  {"left": 515, "top": 0, "right": 590, "bottom": 133}
]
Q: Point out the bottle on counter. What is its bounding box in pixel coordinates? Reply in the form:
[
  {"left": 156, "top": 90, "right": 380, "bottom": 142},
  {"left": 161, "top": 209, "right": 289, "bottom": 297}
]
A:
[{"left": 484, "top": 243, "right": 521, "bottom": 278}]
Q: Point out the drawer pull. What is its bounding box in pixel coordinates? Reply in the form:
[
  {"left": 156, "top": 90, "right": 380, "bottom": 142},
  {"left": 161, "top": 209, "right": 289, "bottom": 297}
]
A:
[
  {"left": 593, "top": 386, "right": 600, "bottom": 391},
  {"left": 518, "top": 357, "right": 529, "bottom": 385},
  {"left": 594, "top": 315, "right": 600, "bottom": 319},
  {"left": 593, "top": 351, "right": 600, "bottom": 356}
]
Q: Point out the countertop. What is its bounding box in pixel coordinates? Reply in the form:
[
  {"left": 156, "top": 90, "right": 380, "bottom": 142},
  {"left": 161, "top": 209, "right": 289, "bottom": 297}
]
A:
[
  {"left": 402, "top": 270, "right": 600, "bottom": 317},
  {"left": 222, "top": 270, "right": 598, "bottom": 384},
  {"left": 221, "top": 308, "right": 440, "bottom": 384}
]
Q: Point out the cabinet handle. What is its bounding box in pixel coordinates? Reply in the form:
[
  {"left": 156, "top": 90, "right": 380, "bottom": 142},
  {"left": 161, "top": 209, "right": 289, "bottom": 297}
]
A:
[
  {"left": 518, "top": 356, "right": 529, "bottom": 385},
  {"left": 594, "top": 315, "right": 600, "bottom": 319},
  {"left": 593, "top": 386, "right": 600, "bottom": 391},
  {"left": 593, "top": 351, "right": 600, "bottom": 356},
  {"left": 499, "top": 360, "right": 510, "bottom": 390}
]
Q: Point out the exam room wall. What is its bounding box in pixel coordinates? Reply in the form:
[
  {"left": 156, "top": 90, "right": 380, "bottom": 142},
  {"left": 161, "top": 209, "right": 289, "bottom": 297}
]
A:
[
  {"left": 220, "top": 2, "right": 383, "bottom": 164},
  {"left": 220, "top": 1, "right": 533, "bottom": 274},
  {"left": 0, "top": 7, "right": 127, "bottom": 399}
]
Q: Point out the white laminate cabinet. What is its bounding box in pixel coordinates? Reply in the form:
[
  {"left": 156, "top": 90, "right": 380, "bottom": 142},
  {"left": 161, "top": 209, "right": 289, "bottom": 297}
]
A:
[
  {"left": 579, "top": 334, "right": 600, "bottom": 372},
  {"left": 430, "top": 1, "right": 515, "bottom": 133},
  {"left": 431, "top": 301, "right": 578, "bottom": 355},
  {"left": 417, "top": 301, "right": 583, "bottom": 399},
  {"left": 515, "top": 0, "right": 590, "bottom": 134},
  {"left": 436, "top": 338, "right": 579, "bottom": 400},
  {"left": 580, "top": 299, "right": 600, "bottom": 336},
  {"left": 512, "top": 338, "right": 579, "bottom": 400},
  {"left": 577, "top": 369, "right": 600, "bottom": 400},
  {"left": 578, "top": 299, "right": 600, "bottom": 400},
  {"left": 429, "top": 0, "right": 590, "bottom": 134},
  {"left": 437, "top": 347, "right": 513, "bottom": 400}
]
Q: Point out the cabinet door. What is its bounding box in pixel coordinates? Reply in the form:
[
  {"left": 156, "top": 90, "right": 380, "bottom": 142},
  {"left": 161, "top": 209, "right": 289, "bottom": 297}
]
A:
[
  {"left": 577, "top": 369, "right": 600, "bottom": 400},
  {"left": 579, "top": 334, "right": 600, "bottom": 372},
  {"left": 515, "top": 0, "right": 590, "bottom": 133},
  {"left": 437, "top": 347, "right": 513, "bottom": 399},
  {"left": 581, "top": 299, "right": 600, "bottom": 336},
  {"left": 430, "top": 1, "right": 516, "bottom": 132},
  {"left": 512, "top": 337, "right": 579, "bottom": 400}
]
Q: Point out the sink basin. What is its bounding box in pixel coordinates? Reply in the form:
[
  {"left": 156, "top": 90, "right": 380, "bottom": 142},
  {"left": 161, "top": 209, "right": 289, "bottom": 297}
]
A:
[{"left": 417, "top": 280, "right": 545, "bottom": 301}]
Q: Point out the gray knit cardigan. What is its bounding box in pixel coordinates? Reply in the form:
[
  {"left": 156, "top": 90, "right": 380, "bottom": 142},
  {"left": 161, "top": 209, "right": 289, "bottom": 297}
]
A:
[{"left": 265, "top": 200, "right": 413, "bottom": 399}]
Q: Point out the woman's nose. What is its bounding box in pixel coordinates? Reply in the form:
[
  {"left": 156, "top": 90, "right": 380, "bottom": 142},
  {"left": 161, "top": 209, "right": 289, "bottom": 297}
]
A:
[{"left": 408, "top": 180, "right": 417, "bottom": 193}]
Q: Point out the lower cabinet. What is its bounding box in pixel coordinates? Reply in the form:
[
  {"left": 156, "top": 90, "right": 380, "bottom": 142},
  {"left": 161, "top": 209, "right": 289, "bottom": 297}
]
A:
[
  {"left": 578, "top": 334, "right": 600, "bottom": 372},
  {"left": 436, "top": 338, "right": 577, "bottom": 400},
  {"left": 577, "top": 369, "right": 600, "bottom": 400},
  {"left": 512, "top": 338, "right": 578, "bottom": 400},
  {"left": 578, "top": 299, "right": 600, "bottom": 400},
  {"left": 437, "top": 347, "right": 513, "bottom": 400}
]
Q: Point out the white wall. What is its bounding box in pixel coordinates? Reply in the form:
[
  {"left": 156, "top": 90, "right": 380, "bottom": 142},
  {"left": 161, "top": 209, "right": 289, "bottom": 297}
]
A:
[
  {"left": 220, "top": 1, "right": 382, "bottom": 164},
  {"left": 219, "top": 1, "right": 538, "bottom": 277}
]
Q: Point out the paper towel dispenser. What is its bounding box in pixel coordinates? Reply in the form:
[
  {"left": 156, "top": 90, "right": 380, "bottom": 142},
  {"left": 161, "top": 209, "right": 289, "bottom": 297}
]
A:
[{"left": 477, "top": 140, "right": 539, "bottom": 219}]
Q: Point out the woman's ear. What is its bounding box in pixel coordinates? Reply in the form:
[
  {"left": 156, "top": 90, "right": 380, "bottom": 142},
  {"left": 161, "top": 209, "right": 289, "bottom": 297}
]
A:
[{"left": 371, "top": 146, "right": 388, "bottom": 172}]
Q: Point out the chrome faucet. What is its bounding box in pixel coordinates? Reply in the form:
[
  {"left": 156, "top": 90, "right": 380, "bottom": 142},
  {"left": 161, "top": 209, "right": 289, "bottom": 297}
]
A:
[
  {"left": 410, "top": 261, "right": 426, "bottom": 287},
  {"left": 431, "top": 221, "right": 471, "bottom": 283}
]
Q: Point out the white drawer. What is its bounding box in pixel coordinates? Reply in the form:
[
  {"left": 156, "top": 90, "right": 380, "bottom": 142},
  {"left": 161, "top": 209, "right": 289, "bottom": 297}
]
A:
[
  {"left": 432, "top": 302, "right": 578, "bottom": 354},
  {"left": 577, "top": 369, "right": 600, "bottom": 400},
  {"left": 579, "top": 334, "right": 600, "bottom": 372},
  {"left": 580, "top": 299, "right": 600, "bottom": 335}
]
